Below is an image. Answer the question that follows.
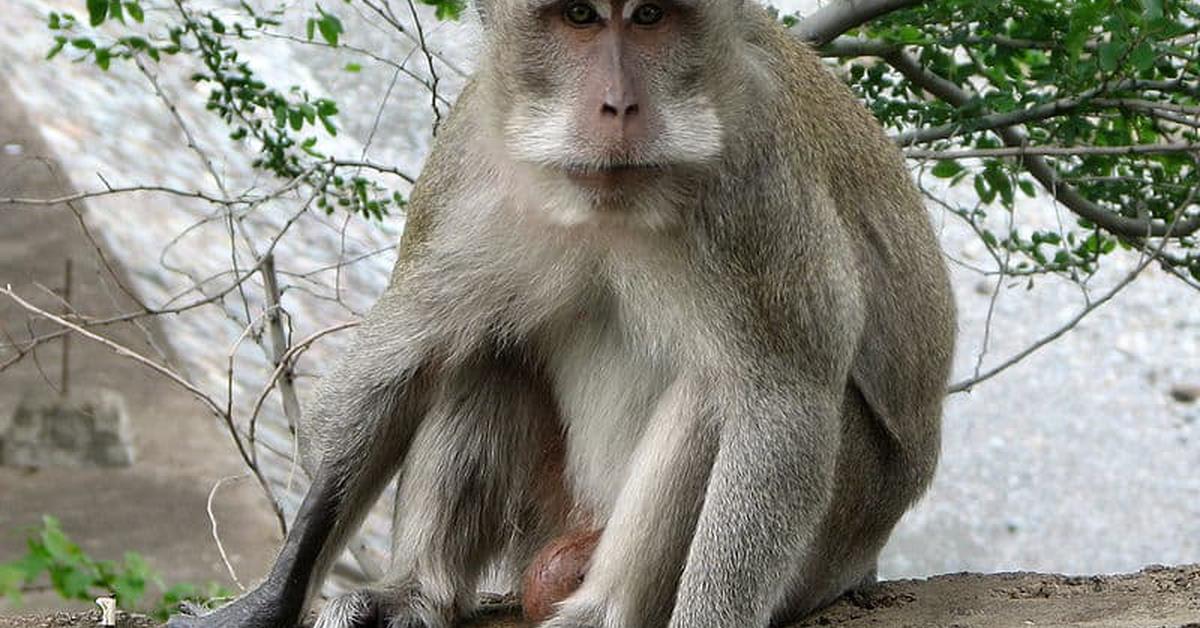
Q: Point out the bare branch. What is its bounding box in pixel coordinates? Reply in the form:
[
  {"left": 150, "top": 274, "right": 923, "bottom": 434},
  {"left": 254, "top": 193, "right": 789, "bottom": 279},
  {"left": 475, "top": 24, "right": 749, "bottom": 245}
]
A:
[
  {"left": 791, "top": 0, "right": 926, "bottom": 47},
  {"left": 906, "top": 143, "right": 1200, "bottom": 159},
  {"left": 1, "top": 185, "right": 242, "bottom": 208},
  {"left": 206, "top": 475, "right": 250, "bottom": 591},
  {"left": 0, "top": 284, "right": 287, "bottom": 530},
  {"left": 950, "top": 177, "right": 1200, "bottom": 392}
]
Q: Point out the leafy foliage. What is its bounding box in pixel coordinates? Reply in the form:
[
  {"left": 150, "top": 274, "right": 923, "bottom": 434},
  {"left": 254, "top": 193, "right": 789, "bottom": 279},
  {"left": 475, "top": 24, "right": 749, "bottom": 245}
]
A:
[
  {"left": 48, "top": 0, "right": 405, "bottom": 220},
  {"left": 826, "top": 0, "right": 1199, "bottom": 282},
  {"left": 0, "top": 516, "right": 230, "bottom": 620}
]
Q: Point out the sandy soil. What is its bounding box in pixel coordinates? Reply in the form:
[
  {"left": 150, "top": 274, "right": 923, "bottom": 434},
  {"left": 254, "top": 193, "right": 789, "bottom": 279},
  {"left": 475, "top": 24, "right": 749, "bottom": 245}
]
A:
[{"left": 2, "top": 564, "right": 1197, "bottom": 627}]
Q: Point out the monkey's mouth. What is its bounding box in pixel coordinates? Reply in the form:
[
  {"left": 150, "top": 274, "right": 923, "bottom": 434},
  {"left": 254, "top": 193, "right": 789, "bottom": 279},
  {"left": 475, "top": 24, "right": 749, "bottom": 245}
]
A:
[{"left": 561, "top": 164, "right": 666, "bottom": 189}]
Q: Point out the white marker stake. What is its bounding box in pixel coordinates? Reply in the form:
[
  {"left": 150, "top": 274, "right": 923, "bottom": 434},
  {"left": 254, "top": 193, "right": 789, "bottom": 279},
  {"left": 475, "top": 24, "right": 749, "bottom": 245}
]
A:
[{"left": 95, "top": 594, "right": 117, "bottom": 627}]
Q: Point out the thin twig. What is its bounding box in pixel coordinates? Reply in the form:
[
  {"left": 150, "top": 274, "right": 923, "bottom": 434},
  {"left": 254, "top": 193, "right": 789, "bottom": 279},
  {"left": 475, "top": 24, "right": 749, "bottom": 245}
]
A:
[{"left": 206, "top": 474, "right": 249, "bottom": 591}]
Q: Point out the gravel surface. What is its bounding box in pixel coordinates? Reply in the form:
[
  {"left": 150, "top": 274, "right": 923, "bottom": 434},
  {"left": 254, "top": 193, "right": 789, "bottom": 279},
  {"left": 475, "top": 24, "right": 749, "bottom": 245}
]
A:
[
  {"left": 5, "top": 564, "right": 1199, "bottom": 627},
  {"left": 0, "top": 0, "right": 1196, "bottom": 588}
]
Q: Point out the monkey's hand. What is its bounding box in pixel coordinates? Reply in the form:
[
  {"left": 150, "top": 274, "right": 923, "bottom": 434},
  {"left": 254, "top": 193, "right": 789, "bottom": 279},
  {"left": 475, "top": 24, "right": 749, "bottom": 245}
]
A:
[
  {"left": 165, "top": 584, "right": 296, "bottom": 628},
  {"left": 314, "top": 587, "right": 452, "bottom": 628}
]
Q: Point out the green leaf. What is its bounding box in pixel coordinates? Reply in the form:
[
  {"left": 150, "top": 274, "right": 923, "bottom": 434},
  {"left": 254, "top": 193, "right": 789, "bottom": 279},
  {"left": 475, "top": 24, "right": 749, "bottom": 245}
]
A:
[
  {"left": 319, "top": 114, "right": 337, "bottom": 135},
  {"left": 343, "top": 62, "right": 362, "bottom": 73},
  {"left": 87, "top": 0, "right": 107, "bottom": 26},
  {"left": 1141, "top": 0, "right": 1164, "bottom": 20},
  {"left": 108, "top": 0, "right": 124, "bottom": 24},
  {"left": 418, "top": 0, "right": 465, "bottom": 20},
  {"left": 931, "top": 160, "right": 964, "bottom": 178},
  {"left": 305, "top": 18, "right": 315, "bottom": 41},
  {"left": 1097, "top": 41, "right": 1123, "bottom": 72},
  {"left": 95, "top": 47, "right": 112, "bottom": 70},
  {"left": 0, "top": 564, "right": 24, "bottom": 603},
  {"left": 124, "top": 2, "right": 144, "bottom": 22},
  {"left": 47, "top": 36, "right": 67, "bottom": 60},
  {"left": 71, "top": 38, "right": 96, "bottom": 50},
  {"left": 316, "top": 7, "right": 343, "bottom": 46},
  {"left": 1129, "top": 42, "right": 1156, "bottom": 72}
]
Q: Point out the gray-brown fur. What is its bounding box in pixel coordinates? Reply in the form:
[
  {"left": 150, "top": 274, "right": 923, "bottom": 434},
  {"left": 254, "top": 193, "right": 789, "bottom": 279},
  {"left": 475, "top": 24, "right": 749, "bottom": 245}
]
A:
[{"left": 168, "top": 2, "right": 955, "bottom": 627}]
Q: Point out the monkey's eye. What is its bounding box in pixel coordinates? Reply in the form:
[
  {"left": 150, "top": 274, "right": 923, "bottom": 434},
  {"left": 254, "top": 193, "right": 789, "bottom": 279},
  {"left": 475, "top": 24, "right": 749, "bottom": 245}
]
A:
[
  {"left": 630, "top": 3, "right": 664, "bottom": 26},
  {"left": 563, "top": 1, "right": 600, "bottom": 26}
]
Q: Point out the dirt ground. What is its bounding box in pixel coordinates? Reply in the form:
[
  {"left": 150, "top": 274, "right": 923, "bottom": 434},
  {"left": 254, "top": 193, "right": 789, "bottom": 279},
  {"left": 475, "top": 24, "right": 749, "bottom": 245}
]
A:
[
  {"left": 0, "top": 76, "right": 280, "bottom": 609},
  {"left": 1, "top": 564, "right": 1197, "bottom": 627}
]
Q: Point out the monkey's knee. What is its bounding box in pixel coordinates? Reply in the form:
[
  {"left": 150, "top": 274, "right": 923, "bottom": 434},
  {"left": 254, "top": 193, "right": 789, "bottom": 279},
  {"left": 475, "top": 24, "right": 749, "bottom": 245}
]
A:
[{"left": 314, "top": 588, "right": 451, "bottom": 628}]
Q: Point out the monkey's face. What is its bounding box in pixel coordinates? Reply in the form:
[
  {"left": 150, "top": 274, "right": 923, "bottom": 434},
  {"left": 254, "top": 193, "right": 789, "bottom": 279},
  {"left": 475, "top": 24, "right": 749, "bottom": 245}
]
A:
[{"left": 488, "top": 0, "right": 732, "bottom": 215}]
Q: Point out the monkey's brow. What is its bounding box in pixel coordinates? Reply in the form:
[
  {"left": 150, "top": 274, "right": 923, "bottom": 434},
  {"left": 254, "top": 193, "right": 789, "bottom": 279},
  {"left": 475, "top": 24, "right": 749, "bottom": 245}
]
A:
[
  {"left": 530, "top": 0, "right": 571, "bottom": 11},
  {"left": 530, "top": 0, "right": 698, "bottom": 12}
]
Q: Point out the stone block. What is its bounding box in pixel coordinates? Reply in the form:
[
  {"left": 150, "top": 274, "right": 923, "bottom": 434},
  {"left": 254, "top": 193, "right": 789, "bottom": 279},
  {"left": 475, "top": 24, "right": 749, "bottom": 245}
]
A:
[{"left": 0, "top": 389, "right": 135, "bottom": 468}]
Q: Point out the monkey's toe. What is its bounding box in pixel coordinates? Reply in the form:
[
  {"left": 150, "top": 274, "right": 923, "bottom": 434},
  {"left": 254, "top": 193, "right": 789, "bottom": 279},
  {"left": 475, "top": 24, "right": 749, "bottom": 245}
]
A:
[
  {"left": 315, "top": 588, "right": 449, "bottom": 628},
  {"left": 537, "top": 602, "right": 605, "bottom": 628}
]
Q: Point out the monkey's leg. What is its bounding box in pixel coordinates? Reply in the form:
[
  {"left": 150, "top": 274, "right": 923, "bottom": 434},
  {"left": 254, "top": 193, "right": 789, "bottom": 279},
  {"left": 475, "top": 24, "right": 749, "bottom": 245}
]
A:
[
  {"left": 314, "top": 358, "right": 564, "bottom": 628},
  {"left": 545, "top": 378, "right": 720, "bottom": 628},
  {"left": 167, "top": 292, "right": 437, "bottom": 628},
  {"left": 667, "top": 381, "right": 844, "bottom": 628}
]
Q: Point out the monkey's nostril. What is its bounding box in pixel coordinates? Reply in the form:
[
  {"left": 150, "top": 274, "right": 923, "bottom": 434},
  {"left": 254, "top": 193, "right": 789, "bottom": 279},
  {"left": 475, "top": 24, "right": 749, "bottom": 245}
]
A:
[{"left": 601, "top": 102, "right": 638, "bottom": 118}]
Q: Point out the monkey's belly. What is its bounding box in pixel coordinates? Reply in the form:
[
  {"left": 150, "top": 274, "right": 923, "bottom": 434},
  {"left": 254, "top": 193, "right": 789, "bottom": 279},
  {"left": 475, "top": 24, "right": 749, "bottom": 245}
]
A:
[{"left": 543, "top": 313, "right": 673, "bottom": 521}]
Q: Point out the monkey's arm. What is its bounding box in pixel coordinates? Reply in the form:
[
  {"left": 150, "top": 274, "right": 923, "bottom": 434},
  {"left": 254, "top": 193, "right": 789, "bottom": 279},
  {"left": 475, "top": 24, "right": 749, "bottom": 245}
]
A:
[{"left": 167, "top": 287, "right": 439, "bottom": 628}]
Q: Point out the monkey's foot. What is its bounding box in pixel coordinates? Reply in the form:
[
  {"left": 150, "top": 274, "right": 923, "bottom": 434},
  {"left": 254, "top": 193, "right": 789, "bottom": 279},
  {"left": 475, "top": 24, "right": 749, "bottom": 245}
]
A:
[
  {"left": 314, "top": 588, "right": 452, "bottom": 628},
  {"left": 536, "top": 600, "right": 605, "bottom": 628},
  {"left": 166, "top": 586, "right": 296, "bottom": 628}
]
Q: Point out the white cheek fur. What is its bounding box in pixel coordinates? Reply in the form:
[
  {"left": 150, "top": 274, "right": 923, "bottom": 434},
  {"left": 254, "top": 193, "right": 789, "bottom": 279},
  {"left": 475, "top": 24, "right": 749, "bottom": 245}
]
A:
[{"left": 503, "top": 96, "right": 725, "bottom": 170}]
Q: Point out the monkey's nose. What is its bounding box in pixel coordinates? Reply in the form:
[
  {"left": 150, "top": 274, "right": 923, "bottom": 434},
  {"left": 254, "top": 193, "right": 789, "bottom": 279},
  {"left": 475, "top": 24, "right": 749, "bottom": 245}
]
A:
[
  {"left": 601, "top": 86, "right": 639, "bottom": 119},
  {"left": 601, "top": 100, "right": 639, "bottom": 118}
]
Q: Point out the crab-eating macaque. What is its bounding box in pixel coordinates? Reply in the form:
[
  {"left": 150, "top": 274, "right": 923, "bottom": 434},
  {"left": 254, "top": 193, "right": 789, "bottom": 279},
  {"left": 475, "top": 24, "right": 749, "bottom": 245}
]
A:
[{"left": 168, "top": 0, "right": 956, "bottom": 626}]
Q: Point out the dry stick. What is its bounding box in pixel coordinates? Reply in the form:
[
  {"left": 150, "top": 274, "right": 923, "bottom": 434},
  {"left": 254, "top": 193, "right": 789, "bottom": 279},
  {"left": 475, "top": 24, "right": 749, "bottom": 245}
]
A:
[
  {"left": 947, "top": 257, "right": 1153, "bottom": 394},
  {"left": 259, "top": 257, "right": 383, "bottom": 582},
  {"left": 261, "top": 254, "right": 303, "bottom": 435},
  {"left": 906, "top": 143, "right": 1200, "bottom": 160},
  {"left": 3, "top": 285, "right": 221, "bottom": 412},
  {"left": 136, "top": 52, "right": 257, "bottom": 329},
  {"left": 0, "top": 284, "right": 287, "bottom": 530},
  {"left": 245, "top": 320, "right": 360, "bottom": 458},
  {"left": 949, "top": 182, "right": 1200, "bottom": 393},
  {"left": 0, "top": 185, "right": 245, "bottom": 208},
  {"left": 3, "top": 190, "right": 322, "bottom": 376},
  {"left": 60, "top": 259, "right": 72, "bottom": 398},
  {"left": 402, "top": 0, "right": 442, "bottom": 134},
  {"left": 206, "top": 474, "right": 250, "bottom": 591}
]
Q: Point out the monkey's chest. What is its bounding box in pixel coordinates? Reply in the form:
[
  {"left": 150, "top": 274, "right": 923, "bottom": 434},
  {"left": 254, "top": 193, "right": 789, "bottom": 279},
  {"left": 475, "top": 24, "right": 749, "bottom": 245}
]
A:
[{"left": 541, "top": 314, "right": 673, "bottom": 522}]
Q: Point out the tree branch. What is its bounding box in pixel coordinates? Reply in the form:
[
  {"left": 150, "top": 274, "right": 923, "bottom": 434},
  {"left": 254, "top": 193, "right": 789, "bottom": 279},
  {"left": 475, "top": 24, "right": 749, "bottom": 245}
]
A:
[
  {"left": 906, "top": 143, "right": 1200, "bottom": 159},
  {"left": 791, "top": 0, "right": 925, "bottom": 46},
  {"left": 881, "top": 48, "right": 1198, "bottom": 238}
]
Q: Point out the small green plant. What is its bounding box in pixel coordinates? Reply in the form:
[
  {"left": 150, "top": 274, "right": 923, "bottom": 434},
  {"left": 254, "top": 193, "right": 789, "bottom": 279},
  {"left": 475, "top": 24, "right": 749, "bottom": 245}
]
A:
[{"left": 0, "top": 516, "right": 230, "bottom": 620}]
